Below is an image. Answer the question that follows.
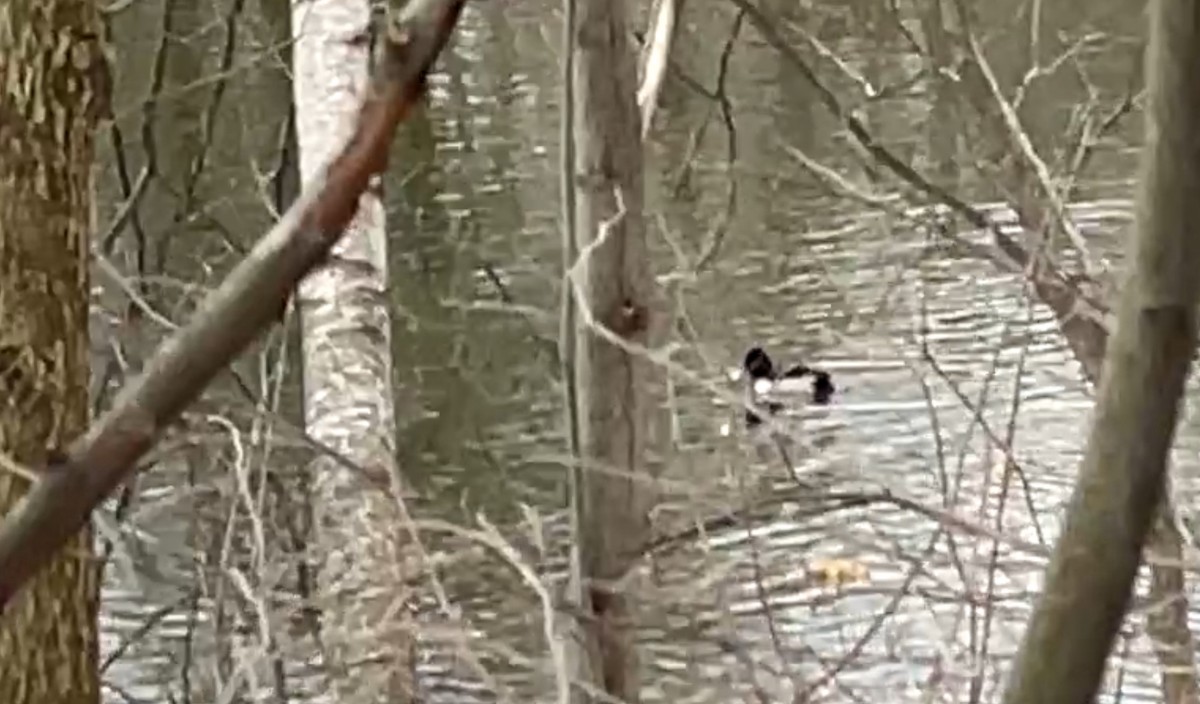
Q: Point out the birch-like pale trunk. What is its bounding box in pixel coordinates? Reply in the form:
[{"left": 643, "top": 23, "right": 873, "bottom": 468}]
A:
[
  {"left": 291, "top": 2, "right": 413, "bottom": 701},
  {"left": 636, "top": 0, "right": 680, "bottom": 139},
  {"left": 569, "top": 0, "right": 667, "bottom": 699},
  {"left": 1001, "top": 2, "right": 1200, "bottom": 702}
]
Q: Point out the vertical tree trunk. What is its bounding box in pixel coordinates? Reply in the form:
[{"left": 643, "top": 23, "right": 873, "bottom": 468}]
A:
[
  {"left": 570, "top": 0, "right": 666, "bottom": 700},
  {"left": 291, "top": 1, "right": 413, "bottom": 701},
  {"left": 944, "top": 2, "right": 1200, "bottom": 696},
  {"left": 0, "top": 0, "right": 108, "bottom": 702},
  {"left": 1002, "top": 2, "right": 1200, "bottom": 703}
]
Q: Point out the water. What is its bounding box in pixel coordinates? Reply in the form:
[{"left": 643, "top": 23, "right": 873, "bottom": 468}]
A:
[{"left": 91, "top": 0, "right": 1200, "bottom": 702}]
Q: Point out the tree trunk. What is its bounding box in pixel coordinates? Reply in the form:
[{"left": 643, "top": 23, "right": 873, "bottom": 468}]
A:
[
  {"left": 946, "top": 2, "right": 1200, "bottom": 697},
  {"left": 569, "top": 0, "right": 667, "bottom": 700},
  {"left": 0, "top": 0, "right": 107, "bottom": 701},
  {"left": 291, "top": 1, "right": 413, "bottom": 701},
  {"left": 1002, "top": 2, "right": 1200, "bottom": 702},
  {"left": 1147, "top": 493, "right": 1200, "bottom": 704}
]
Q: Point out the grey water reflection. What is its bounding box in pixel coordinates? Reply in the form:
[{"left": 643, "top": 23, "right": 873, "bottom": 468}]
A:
[{"left": 95, "top": 1, "right": 1198, "bottom": 703}]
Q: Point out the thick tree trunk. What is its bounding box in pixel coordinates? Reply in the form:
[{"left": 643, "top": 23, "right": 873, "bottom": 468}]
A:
[
  {"left": 946, "top": 3, "right": 1199, "bottom": 698},
  {"left": 0, "top": 0, "right": 107, "bottom": 701},
  {"left": 1002, "top": 3, "right": 1200, "bottom": 702},
  {"left": 291, "top": 1, "right": 413, "bottom": 701},
  {"left": 0, "top": 0, "right": 463, "bottom": 610},
  {"left": 569, "top": 0, "right": 667, "bottom": 700}
]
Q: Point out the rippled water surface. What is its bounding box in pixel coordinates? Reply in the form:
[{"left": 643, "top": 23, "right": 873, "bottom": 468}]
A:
[{"left": 94, "top": 1, "right": 1200, "bottom": 703}]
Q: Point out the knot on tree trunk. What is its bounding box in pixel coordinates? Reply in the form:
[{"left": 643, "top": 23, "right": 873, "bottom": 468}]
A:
[{"left": 604, "top": 298, "right": 649, "bottom": 338}]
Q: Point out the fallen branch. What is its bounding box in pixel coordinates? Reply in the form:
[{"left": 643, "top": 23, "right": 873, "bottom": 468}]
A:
[{"left": 0, "top": 0, "right": 467, "bottom": 611}]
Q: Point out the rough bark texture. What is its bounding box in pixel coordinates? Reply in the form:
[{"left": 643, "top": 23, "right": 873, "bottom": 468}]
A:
[
  {"left": 0, "top": 0, "right": 107, "bottom": 701},
  {"left": 291, "top": 1, "right": 413, "bottom": 701},
  {"left": 1002, "top": 2, "right": 1200, "bottom": 702},
  {"left": 571, "top": 0, "right": 667, "bottom": 700},
  {"left": 0, "top": 0, "right": 463, "bottom": 607},
  {"left": 950, "top": 4, "right": 1199, "bottom": 697}
]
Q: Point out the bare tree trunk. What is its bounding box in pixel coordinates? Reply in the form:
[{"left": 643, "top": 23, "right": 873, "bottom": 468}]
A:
[
  {"left": 291, "top": 2, "right": 413, "bottom": 701},
  {"left": 0, "top": 0, "right": 463, "bottom": 608},
  {"left": 1002, "top": 2, "right": 1200, "bottom": 702},
  {"left": 568, "top": 0, "right": 667, "bottom": 700},
  {"left": 0, "top": 0, "right": 107, "bottom": 701},
  {"left": 945, "top": 2, "right": 1200, "bottom": 696}
]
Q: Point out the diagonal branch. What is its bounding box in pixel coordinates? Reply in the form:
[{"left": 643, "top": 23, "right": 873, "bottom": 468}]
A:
[
  {"left": 962, "top": 26, "right": 1096, "bottom": 273},
  {"left": 636, "top": 0, "right": 680, "bottom": 139},
  {"left": 0, "top": 0, "right": 468, "bottom": 610},
  {"left": 728, "top": 0, "right": 1113, "bottom": 382}
]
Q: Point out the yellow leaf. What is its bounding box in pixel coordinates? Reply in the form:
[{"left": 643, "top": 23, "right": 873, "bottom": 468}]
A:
[{"left": 808, "top": 557, "right": 869, "bottom": 587}]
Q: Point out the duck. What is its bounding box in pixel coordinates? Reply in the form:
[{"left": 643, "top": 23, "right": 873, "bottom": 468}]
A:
[{"left": 741, "top": 346, "right": 835, "bottom": 428}]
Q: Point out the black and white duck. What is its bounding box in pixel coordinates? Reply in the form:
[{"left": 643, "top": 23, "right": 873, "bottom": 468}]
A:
[{"left": 740, "top": 346, "right": 835, "bottom": 429}]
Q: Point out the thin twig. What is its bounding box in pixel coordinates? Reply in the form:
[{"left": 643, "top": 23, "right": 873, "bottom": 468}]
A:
[
  {"left": 0, "top": 0, "right": 470, "bottom": 608},
  {"left": 693, "top": 10, "right": 742, "bottom": 274},
  {"left": 960, "top": 20, "right": 1096, "bottom": 272}
]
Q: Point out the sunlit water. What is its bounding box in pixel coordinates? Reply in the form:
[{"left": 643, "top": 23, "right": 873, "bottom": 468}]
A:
[{"left": 94, "top": 2, "right": 1200, "bottom": 703}]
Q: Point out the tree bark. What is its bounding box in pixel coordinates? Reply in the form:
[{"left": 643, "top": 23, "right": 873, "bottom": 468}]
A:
[
  {"left": 945, "top": 3, "right": 1200, "bottom": 697},
  {"left": 0, "top": 0, "right": 464, "bottom": 617},
  {"left": 291, "top": 1, "right": 414, "bottom": 701},
  {"left": 569, "top": 0, "right": 667, "bottom": 700},
  {"left": 1002, "top": 3, "right": 1200, "bottom": 702},
  {"left": 0, "top": 0, "right": 108, "bottom": 700}
]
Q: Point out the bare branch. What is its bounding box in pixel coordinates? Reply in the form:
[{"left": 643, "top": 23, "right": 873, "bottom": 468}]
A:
[
  {"left": 1002, "top": 0, "right": 1200, "bottom": 698},
  {"left": 0, "top": 0, "right": 469, "bottom": 610},
  {"left": 636, "top": 0, "right": 679, "bottom": 139},
  {"left": 729, "top": 0, "right": 1112, "bottom": 384},
  {"left": 962, "top": 25, "right": 1097, "bottom": 273}
]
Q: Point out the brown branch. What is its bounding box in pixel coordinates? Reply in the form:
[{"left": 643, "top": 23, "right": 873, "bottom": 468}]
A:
[
  {"left": 729, "top": 0, "right": 1113, "bottom": 383},
  {"left": 693, "top": 9, "right": 742, "bottom": 274},
  {"left": 1002, "top": 0, "right": 1200, "bottom": 698},
  {"left": 0, "top": 0, "right": 468, "bottom": 611},
  {"left": 98, "top": 0, "right": 172, "bottom": 256}
]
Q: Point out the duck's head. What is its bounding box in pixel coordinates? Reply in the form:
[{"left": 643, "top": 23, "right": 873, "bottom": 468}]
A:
[
  {"left": 811, "top": 370, "right": 835, "bottom": 405},
  {"left": 743, "top": 346, "right": 776, "bottom": 380}
]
